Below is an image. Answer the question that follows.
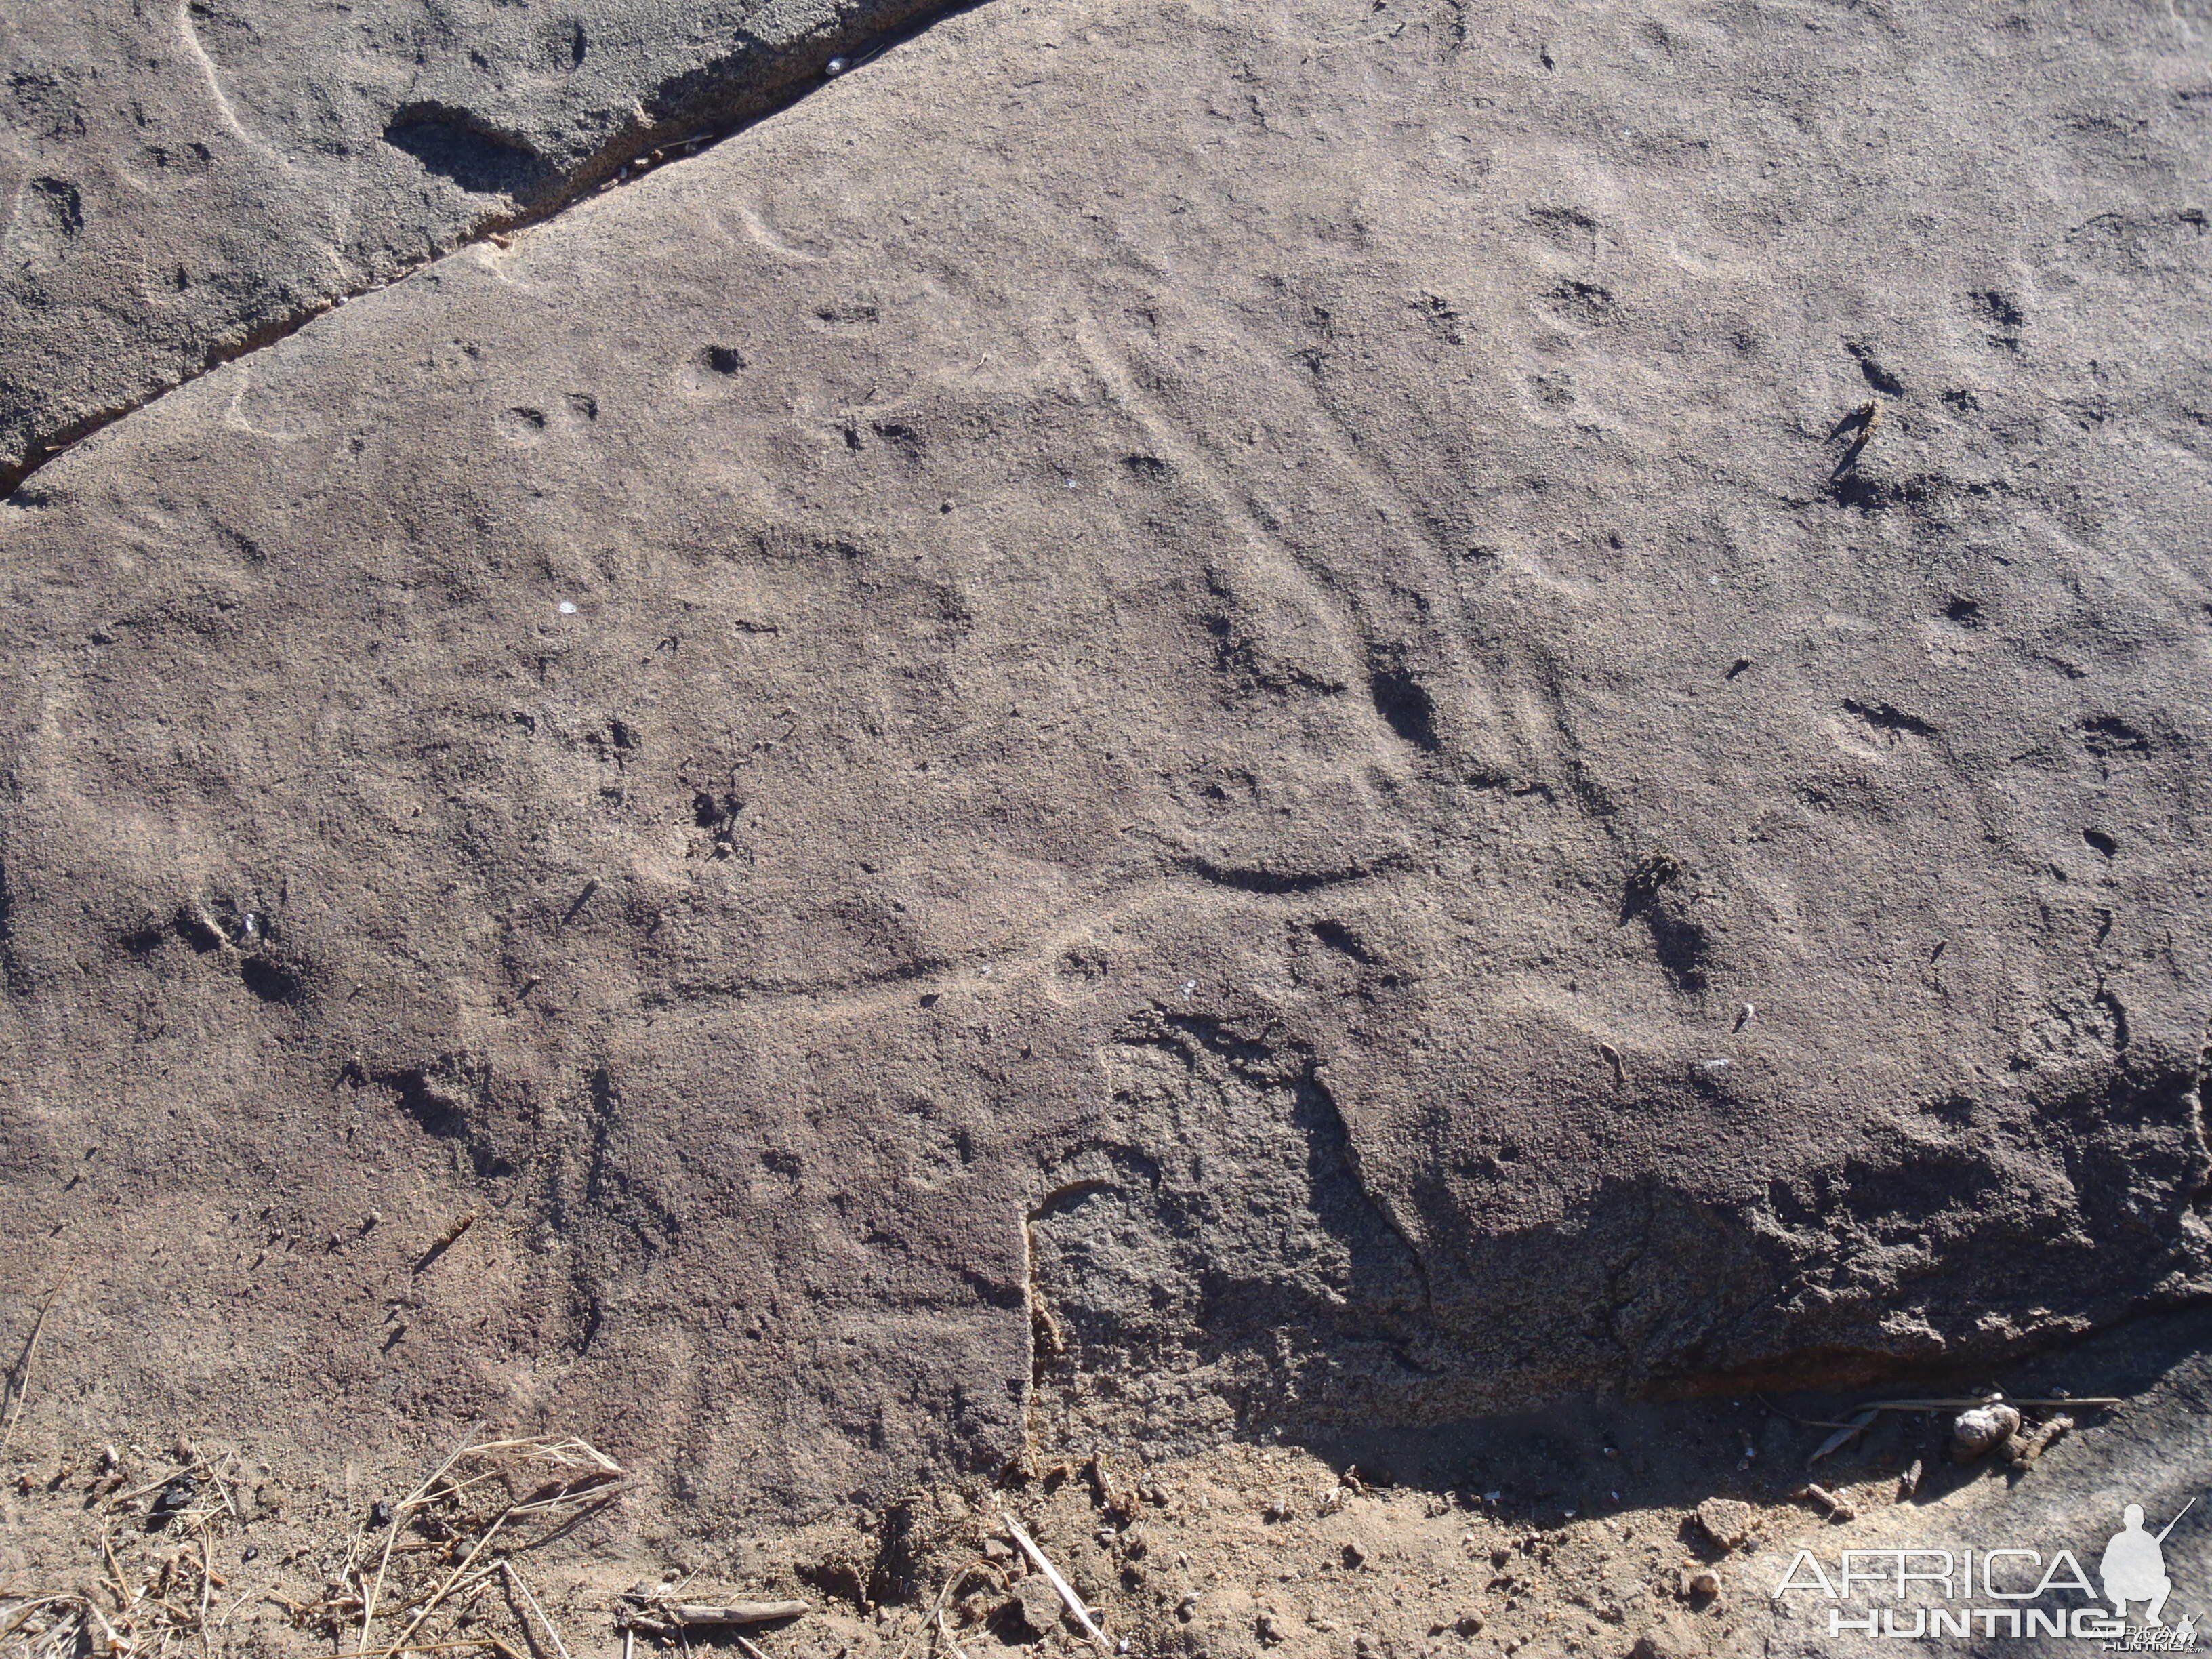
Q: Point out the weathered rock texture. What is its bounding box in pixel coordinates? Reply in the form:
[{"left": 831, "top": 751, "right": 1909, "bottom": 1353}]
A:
[
  {"left": 0, "top": 0, "right": 2207, "bottom": 1529},
  {"left": 0, "top": 0, "right": 941, "bottom": 491}
]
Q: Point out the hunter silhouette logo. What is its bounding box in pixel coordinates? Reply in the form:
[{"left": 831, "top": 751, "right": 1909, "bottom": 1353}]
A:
[
  {"left": 2102, "top": 1500, "right": 2192, "bottom": 1630},
  {"left": 1771, "top": 1496, "right": 2201, "bottom": 1644}
]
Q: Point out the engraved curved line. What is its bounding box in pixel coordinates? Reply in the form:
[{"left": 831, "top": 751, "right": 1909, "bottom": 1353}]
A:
[
  {"left": 178, "top": 1, "right": 275, "bottom": 158},
  {"left": 615, "top": 859, "right": 1412, "bottom": 1029},
  {"left": 732, "top": 201, "right": 826, "bottom": 262}
]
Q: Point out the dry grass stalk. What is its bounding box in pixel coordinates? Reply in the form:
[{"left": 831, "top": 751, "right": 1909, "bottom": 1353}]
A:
[
  {"left": 349, "top": 1436, "right": 624, "bottom": 1659},
  {"left": 0, "top": 1285, "right": 61, "bottom": 1456},
  {"left": 1000, "top": 1517, "right": 1110, "bottom": 1656},
  {"left": 889, "top": 1559, "right": 996, "bottom": 1659},
  {"left": 498, "top": 1562, "right": 571, "bottom": 1659},
  {"left": 5, "top": 1456, "right": 241, "bottom": 1659},
  {"left": 1806, "top": 1410, "right": 1878, "bottom": 1467}
]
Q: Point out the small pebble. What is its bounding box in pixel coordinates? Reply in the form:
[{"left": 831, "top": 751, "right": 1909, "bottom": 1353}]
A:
[
  {"left": 148, "top": 1474, "right": 198, "bottom": 1522},
  {"left": 1952, "top": 1402, "right": 2022, "bottom": 1463}
]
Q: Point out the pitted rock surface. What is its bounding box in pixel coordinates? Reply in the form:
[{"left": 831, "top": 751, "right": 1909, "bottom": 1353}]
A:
[
  {"left": 0, "top": 0, "right": 940, "bottom": 491},
  {"left": 0, "top": 0, "right": 2207, "bottom": 1526}
]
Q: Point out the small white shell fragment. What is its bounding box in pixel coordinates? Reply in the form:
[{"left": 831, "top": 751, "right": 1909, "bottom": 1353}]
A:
[{"left": 558, "top": 600, "right": 578, "bottom": 614}]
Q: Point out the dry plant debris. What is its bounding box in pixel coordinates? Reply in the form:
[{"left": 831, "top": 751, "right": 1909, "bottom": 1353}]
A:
[
  {"left": 0, "top": 1288, "right": 60, "bottom": 1460},
  {"left": 999, "top": 1517, "right": 1109, "bottom": 1656},
  {"left": 0, "top": 1435, "right": 639, "bottom": 1659},
  {"left": 1, "top": 1446, "right": 248, "bottom": 1659},
  {"left": 330, "top": 1436, "right": 623, "bottom": 1659}
]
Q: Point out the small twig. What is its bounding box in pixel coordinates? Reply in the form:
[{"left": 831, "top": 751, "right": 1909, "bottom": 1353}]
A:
[
  {"left": 0, "top": 1596, "right": 81, "bottom": 1643},
  {"left": 101, "top": 1521, "right": 132, "bottom": 1612},
  {"left": 1754, "top": 1393, "right": 1849, "bottom": 1429},
  {"left": 209, "top": 1454, "right": 245, "bottom": 1527},
  {"left": 890, "top": 1563, "right": 992, "bottom": 1659},
  {"left": 387, "top": 1509, "right": 510, "bottom": 1653},
  {"left": 215, "top": 1583, "right": 264, "bottom": 1631},
  {"left": 500, "top": 1563, "right": 571, "bottom": 1659},
  {"left": 1793, "top": 1483, "right": 1856, "bottom": 1521},
  {"left": 1000, "top": 1517, "right": 1109, "bottom": 1656},
  {"left": 1807, "top": 1410, "right": 1878, "bottom": 1467},
  {"left": 1858, "top": 1396, "right": 2118, "bottom": 1412},
  {"left": 1, "top": 1285, "right": 62, "bottom": 1455},
  {"left": 195, "top": 1528, "right": 214, "bottom": 1659},
  {"left": 357, "top": 1504, "right": 407, "bottom": 1643},
  {"left": 661, "top": 1603, "right": 808, "bottom": 1627},
  {"left": 396, "top": 1565, "right": 506, "bottom": 1620},
  {"left": 363, "top": 1431, "right": 502, "bottom": 1644},
  {"left": 85, "top": 1601, "right": 125, "bottom": 1656},
  {"left": 931, "top": 1601, "right": 965, "bottom": 1659}
]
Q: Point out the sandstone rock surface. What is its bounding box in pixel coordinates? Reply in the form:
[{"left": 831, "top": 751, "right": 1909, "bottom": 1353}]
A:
[
  {"left": 0, "top": 0, "right": 2207, "bottom": 1528},
  {"left": 0, "top": 0, "right": 939, "bottom": 491}
]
